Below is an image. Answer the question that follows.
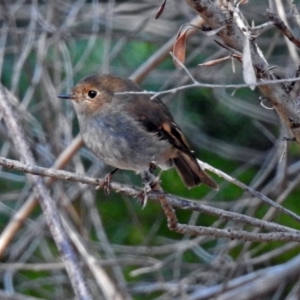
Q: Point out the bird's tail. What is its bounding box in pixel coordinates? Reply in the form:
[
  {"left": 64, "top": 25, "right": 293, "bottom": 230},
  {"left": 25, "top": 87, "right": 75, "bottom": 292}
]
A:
[{"left": 173, "top": 152, "right": 218, "bottom": 190}]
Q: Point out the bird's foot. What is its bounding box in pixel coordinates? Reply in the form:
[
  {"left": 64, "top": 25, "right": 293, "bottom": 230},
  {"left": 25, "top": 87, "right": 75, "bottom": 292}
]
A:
[
  {"left": 137, "top": 170, "right": 161, "bottom": 208},
  {"left": 103, "top": 173, "right": 112, "bottom": 194},
  {"left": 96, "top": 173, "right": 112, "bottom": 194},
  {"left": 96, "top": 168, "right": 119, "bottom": 194},
  {"left": 136, "top": 182, "right": 152, "bottom": 208}
]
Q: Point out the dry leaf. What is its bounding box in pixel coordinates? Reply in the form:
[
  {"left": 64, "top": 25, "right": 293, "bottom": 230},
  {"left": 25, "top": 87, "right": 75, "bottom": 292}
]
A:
[
  {"left": 198, "top": 56, "right": 231, "bottom": 67},
  {"left": 243, "top": 33, "right": 256, "bottom": 90},
  {"left": 231, "top": 56, "right": 236, "bottom": 73},
  {"left": 155, "top": 0, "right": 167, "bottom": 19},
  {"left": 172, "top": 24, "right": 225, "bottom": 69},
  {"left": 173, "top": 26, "right": 189, "bottom": 69}
]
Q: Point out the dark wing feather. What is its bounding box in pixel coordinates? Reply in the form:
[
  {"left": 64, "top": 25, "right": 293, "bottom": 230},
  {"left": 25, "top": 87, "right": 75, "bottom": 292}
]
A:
[
  {"left": 114, "top": 80, "right": 218, "bottom": 190},
  {"left": 119, "top": 90, "right": 189, "bottom": 150}
]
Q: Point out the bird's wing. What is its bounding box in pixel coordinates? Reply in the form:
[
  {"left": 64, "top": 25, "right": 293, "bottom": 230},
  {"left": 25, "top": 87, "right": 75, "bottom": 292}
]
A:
[{"left": 119, "top": 93, "right": 191, "bottom": 154}]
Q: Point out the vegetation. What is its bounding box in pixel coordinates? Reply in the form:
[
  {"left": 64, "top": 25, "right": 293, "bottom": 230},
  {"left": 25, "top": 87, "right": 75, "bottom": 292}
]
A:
[{"left": 0, "top": 1, "right": 300, "bottom": 299}]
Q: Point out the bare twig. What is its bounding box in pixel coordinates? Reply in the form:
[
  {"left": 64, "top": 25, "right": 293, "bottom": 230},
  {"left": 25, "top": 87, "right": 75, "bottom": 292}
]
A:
[
  {"left": 185, "top": 0, "right": 300, "bottom": 143},
  {"left": 1, "top": 156, "right": 300, "bottom": 242},
  {"left": 0, "top": 85, "right": 92, "bottom": 300},
  {"left": 266, "top": 9, "right": 300, "bottom": 48},
  {"left": 0, "top": 135, "right": 83, "bottom": 259},
  {"left": 116, "top": 76, "right": 300, "bottom": 98}
]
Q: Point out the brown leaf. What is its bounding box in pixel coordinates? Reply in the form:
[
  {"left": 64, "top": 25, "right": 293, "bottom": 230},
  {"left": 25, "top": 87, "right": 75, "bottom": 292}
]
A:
[
  {"left": 172, "top": 24, "right": 225, "bottom": 69},
  {"left": 155, "top": 0, "right": 167, "bottom": 19},
  {"left": 173, "top": 27, "right": 190, "bottom": 69},
  {"left": 198, "top": 56, "right": 231, "bottom": 67}
]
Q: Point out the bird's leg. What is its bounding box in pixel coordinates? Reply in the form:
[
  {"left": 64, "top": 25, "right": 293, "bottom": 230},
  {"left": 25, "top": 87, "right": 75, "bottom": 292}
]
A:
[
  {"left": 149, "top": 161, "right": 156, "bottom": 173},
  {"left": 97, "top": 168, "right": 119, "bottom": 194},
  {"left": 148, "top": 161, "right": 163, "bottom": 191},
  {"left": 137, "top": 171, "right": 153, "bottom": 208},
  {"left": 137, "top": 162, "right": 162, "bottom": 208}
]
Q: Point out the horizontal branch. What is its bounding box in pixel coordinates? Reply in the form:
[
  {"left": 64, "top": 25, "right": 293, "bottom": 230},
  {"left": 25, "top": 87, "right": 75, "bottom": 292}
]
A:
[
  {"left": 0, "top": 156, "right": 298, "bottom": 235},
  {"left": 115, "top": 76, "right": 300, "bottom": 98},
  {"left": 173, "top": 223, "right": 300, "bottom": 242}
]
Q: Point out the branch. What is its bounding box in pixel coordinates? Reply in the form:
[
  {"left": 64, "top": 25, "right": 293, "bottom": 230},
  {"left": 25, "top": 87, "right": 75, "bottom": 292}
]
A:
[
  {"left": 266, "top": 9, "right": 300, "bottom": 48},
  {"left": 0, "top": 85, "right": 92, "bottom": 300},
  {"left": 184, "top": 0, "right": 300, "bottom": 143},
  {"left": 158, "top": 193, "right": 300, "bottom": 242},
  {"left": 114, "top": 76, "right": 300, "bottom": 98},
  {"left": 188, "top": 252, "right": 300, "bottom": 300},
  {"left": 1, "top": 156, "right": 300, "bottom": 242}
]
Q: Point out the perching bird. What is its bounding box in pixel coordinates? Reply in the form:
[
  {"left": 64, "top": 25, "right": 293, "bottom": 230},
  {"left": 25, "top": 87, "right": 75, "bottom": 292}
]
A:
[{"left": 58, "top": 74, "right": 218, "bottom": 193}]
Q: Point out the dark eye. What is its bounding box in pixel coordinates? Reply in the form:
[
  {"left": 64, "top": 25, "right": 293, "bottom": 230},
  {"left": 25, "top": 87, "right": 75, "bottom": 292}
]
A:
[{"left": 88, "top": 90, "right": 97, "bottom": 99}]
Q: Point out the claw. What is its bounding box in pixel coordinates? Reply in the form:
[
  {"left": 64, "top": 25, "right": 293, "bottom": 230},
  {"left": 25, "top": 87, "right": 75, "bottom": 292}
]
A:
[
  {"left": 96, "top": 168, "right": 119, "bottom": 194},
  {"left": 137, "top": 170, "right": 161, "bottom": 208},
  {"left": 103, "top": 173, "right": 112, "bottom": 194},
  {"left": 96, "top": 173, "right": 112, "bottom": 194}
]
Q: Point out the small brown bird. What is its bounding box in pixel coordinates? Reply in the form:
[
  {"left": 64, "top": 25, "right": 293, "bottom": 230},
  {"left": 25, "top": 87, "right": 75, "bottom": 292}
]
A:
[{"left": 58, "top": 74, "right": 218, "bottom": 191}]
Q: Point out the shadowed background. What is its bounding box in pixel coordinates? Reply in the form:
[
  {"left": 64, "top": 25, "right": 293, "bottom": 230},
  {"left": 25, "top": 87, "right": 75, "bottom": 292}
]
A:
[{"left": 0, "top": 1, "right": 300, "bottom": 299}]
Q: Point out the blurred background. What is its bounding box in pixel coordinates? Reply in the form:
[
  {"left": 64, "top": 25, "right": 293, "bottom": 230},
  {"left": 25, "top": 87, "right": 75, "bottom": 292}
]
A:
[{"left": 0, "top": 0, "right": 300, "bottom": 299}]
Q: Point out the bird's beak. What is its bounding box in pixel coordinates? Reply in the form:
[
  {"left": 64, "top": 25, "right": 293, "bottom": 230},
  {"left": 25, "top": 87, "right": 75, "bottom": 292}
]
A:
[{"left": 57, "top": 94, "right": 75, "bottom": 100}]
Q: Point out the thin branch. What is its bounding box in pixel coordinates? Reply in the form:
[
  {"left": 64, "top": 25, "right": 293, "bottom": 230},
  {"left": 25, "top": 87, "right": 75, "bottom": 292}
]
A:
[
  {"left": 114, "top": 76, "right": 300, "bottom": 99},
  {"left": 0, "top": 85, "right": 92, "bottom": 300},
  {"left": 198, "top": 159, "right": 300, "bottom": 224},
  {"left": 184, "top": 0, "right": 300, "bottom": 143},
  {"left": 188, "top": 253, "right": 300, "bottom": 300},
  {"left": 1, "top": 156, "right": 300, "bottom": 242},
  {"left": 266, "top": 9, "right": 300, "bottom": 48},
  {"left": 0, "top": 135, "right": 83, "bottom": 259}
]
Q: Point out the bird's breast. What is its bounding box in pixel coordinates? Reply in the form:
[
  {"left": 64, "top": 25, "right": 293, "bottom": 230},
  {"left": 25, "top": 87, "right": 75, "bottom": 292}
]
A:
[{"left": 77, "top": 108, "right": 175, "bottom": 172}]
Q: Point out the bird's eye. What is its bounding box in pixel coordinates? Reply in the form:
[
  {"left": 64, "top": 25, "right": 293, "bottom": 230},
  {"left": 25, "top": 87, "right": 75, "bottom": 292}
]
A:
[{"left": 88, "top": 90, "right": 97, "bottom": 99}]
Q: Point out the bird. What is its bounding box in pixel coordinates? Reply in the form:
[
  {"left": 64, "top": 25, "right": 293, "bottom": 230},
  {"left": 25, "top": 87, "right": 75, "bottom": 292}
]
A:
[{"left": 58, "top": 74, "right": 218, "bottom": 196}]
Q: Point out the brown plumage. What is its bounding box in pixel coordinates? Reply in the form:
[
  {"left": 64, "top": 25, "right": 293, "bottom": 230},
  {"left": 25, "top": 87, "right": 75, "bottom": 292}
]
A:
[{"left": 58, "top": 74, "right": 218, "bottom": 190}]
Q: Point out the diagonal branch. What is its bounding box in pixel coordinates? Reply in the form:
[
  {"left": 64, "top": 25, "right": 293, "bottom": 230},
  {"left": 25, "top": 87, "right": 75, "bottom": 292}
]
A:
[
  {"left": 0, "top": 85, "right": 92, "bottom": 300},
  {"left": 184, "top": 0, "right": 300, "bottom": 142},
  {"left": 266, "top": 9, "right": 300, "bottom": 48}
]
